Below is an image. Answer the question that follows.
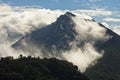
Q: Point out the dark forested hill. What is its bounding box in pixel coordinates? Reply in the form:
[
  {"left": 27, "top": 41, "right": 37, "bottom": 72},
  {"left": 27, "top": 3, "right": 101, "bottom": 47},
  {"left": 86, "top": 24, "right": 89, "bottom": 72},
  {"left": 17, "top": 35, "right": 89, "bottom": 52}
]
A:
[{"left": 0, "top": 56, "right": 89, "bottom": 80}]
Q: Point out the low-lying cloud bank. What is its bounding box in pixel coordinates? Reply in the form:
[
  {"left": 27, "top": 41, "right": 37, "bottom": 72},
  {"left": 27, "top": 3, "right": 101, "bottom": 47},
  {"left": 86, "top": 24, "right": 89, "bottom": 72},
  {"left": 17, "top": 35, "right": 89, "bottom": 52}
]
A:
[
  {"left": 0, "top": 3, "right": 64, "bottom": 56},
  {"left": 0, "top": 3, "right": 112, "bottom": 72}
]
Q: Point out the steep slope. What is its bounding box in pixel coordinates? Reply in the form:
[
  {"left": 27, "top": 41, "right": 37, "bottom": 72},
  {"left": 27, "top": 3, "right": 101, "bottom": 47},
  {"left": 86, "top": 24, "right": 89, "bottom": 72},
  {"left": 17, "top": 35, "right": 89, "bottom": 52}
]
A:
[
  {"left": 85, "top": 24, "right": 120, "bottom": 80},
  {"left": 12, "top": 12, "right": 77, "bottom": 54}
]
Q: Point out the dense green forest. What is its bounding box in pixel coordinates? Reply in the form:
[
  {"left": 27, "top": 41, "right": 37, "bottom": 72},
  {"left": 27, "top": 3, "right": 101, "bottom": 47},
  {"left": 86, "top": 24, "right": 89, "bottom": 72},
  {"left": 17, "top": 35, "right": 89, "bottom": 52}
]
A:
[{"left": 0, "top": 55, "right": 89, "bottom": 80}]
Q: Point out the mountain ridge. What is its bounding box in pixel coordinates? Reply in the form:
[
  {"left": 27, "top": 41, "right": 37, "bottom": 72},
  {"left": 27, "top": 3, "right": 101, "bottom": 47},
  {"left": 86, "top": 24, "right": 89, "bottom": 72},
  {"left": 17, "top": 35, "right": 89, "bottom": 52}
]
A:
[{"left": 12, "top": 12, "right": 120, "bottom": 80}]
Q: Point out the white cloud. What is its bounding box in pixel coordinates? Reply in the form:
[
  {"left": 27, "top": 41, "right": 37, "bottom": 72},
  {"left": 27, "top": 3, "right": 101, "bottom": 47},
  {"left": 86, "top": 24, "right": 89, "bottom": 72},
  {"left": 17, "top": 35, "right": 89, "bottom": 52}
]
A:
[
  {"left": 63, "top": 43, "right": 104, "bottom": 72},
  {"left": 62, "top": 13, "right": 109, "bottom": 72},
  {"left": 73, "top": 9, "right": 112, "bottom": 16},
  {"left": 103, "top": 17, "right": 120, "bottom": 22},
  {"left": 72, "top": 14, "right": 109, "bottom": 41},
  {"left": 101, "top": 22, "right": 109, "bottom": 28},
  {"left": 0, "top": 6, "right": 63, "bottom": 35},
  {"left": 112, "top": 26, "right": 120, "bottom": 35},
  {"left": 0, "top": 3, "right": 13, "bottom": 12},
  {"left": 0, "top": 4, "right": 64, "bottom": 57}
]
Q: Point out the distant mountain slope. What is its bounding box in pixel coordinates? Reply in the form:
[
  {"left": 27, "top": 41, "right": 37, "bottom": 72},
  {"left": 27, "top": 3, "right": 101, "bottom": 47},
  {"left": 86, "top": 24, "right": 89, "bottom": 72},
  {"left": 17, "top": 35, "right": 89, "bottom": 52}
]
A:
[
  {"left": 95, "top": 23, "right": 120, "bottom": 49},
  {"left": 12, "top": 12, "right": 120, "bottom": 80},
  {"left": 85, "top": 24, "right": 120, "bottom": 80}
]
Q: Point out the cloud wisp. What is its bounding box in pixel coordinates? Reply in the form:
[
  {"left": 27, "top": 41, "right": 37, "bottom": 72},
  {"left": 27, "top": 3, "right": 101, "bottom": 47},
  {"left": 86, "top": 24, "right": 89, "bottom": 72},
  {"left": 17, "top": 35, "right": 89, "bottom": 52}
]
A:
[
  {"left": 73, "top": 9, "right": 112, "bottom": 16},
  {"left": 103, "top": 17, "right": 120, "bottom": 22},
  {"left": 111, "top": 26, "right": 120, "bottom": 35}
]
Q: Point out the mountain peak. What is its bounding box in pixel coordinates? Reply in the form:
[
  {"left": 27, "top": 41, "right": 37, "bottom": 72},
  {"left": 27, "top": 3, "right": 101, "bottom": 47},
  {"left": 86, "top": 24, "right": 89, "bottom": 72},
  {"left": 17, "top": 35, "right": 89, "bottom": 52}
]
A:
[
  {"left": 65, "top": 12, "right": 76, "bottom": 17},
  {"left": 56, "top": 12, "right": 75, "bottom": 25},
  {"left": 12, "top": 12, "right": 77, "bottom": 53}
]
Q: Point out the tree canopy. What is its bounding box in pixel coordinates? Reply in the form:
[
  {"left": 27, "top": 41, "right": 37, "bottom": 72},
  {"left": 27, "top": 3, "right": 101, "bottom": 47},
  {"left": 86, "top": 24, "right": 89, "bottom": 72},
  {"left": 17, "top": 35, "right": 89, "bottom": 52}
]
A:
[{"left": 0, "top": 55, "right": 89, "bottom": 80}]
